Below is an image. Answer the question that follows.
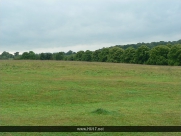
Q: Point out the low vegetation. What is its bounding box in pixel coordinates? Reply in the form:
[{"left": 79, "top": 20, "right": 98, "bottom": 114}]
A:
[{"left": 0, "top": 60, "right": 180, "bottom": 135}]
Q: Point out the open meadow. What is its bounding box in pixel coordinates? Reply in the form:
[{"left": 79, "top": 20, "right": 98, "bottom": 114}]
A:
[{"left": 0, "top": 60, "right": 181, "bottom": 136}]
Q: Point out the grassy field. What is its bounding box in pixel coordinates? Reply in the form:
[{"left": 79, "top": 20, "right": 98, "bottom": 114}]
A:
[{"left": 0, "top": 60, "right": 181, "bottom": 136}]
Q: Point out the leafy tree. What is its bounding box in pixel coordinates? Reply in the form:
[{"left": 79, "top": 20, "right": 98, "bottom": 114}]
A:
[
  {"left": 92, "top": 50, "right": 101, "bottom": 62},
  {"left": 134, "top": 45, "right": 150, "bottom": 64},
  {"left": 82, "top": 50, "right": 92, "bottom": 61},
  {"left": 45, "top": 53, "right": 53, "bottom": 60},
  {"left": 168, "top": 44, "right": 181, "bottom": 66},
  {"left": 14, "top": 52, "right": 21, "bottom": 60},
  {"left": 40, "top": 53, "right": 45, "bottom": 60},
  {"left": 56, "top": 52, "right": 64, "bottom": 60},
  {"left": 39, "top": 53, "right": 53, "bottom": 60},
  {"left": 108, "top": 47, "right": 124, "bottom": 63},
  {"left": 122, "top": 47, "right": 136, "bottom": 63},
  {"left": 52, "top": 53, "right": 57, "bottom": 60},
  {"left": 21, "top": 52, "right": 29, "bottom": 59},
  {"left": 35, "top": 54, "right": 40, "bottom": 60},
  {"left": 0, "top": 51, "right": 13, "bottom": 59},
  {"left": 29, "top": 51, "right": 36, "bottom": 60},
  {"left": 14, "top": 52, "right": 19, "bottom": 57},
  {"left": 66, "top": 50, "right": 75, "bottom": 55},
  {"left": 117, "top": 39, "right": 181, "bottom": 50},
  {"left": 75, "top": 51, "right": 84, "bottom": 61},
  {"left": 65, "top": 54, "right": 76, "bottom": 61},
  {"left": 147, "top": 45, "right": 170, "bottom": 65},
  {"left": 98, "top": 48, "right": 109, "bottom": 62}
]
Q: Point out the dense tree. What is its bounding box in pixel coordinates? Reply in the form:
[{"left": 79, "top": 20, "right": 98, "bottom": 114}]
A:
[
  {"left": 66, "top": 50, "right": 75, "bottom": 55},
  {"left": 2, "top": 40, "right": 181, "bottom": 66},
  {"left": 51, "top": 53, "right": 56, "bottom": 60},
  {"left": 55, "top": 52, "right": 64, "bottom": 60},
  {"left": 21, "top": 52, "right": 29, "bottom": 59},
  {"left": 39, "top": 53, "right": 53, "bottom": 60},
  {"left": 47, "top": 53, "right": 53, "bottom": 60},
  {"left": 14, "top": 52, "right": 19, "bottom": 57},
  {"left": 35, "top": 54, "right": 40, "bottom": 60},
  {"left": 66, "top": 54, "right": 76, "bottom": 61},
  {"left": 92, "top": 50, "right": 101, "bottom": 62},
  {"left": 21, "top": 51, "right": 36, "bottom": 60},
  {"left": 98, "top": 48, "right": 109, "bottom": 62},
  {"left": 108, "top": 47, "right": 124, "bottom": 63},
  {"left": 117, "top": 40, "right": 180, "bottom": 50},
  {"left": 0, "top": 51, "right": 13, "bottom": 59},
  {"left": 122, "top": 47, "right": 136, "bottom": 63},
  {"left": 14, "top": 52, "right": 21, "bottom": 60},
  {"left": 75, "top": 51, "right": 84, "bottom": 61},
  {"left": 82, "top": 50, "right": 92, "bottom": 61},
  {"left": 29, "top": 51, "right": 36, "bottom": 60},
  {"left": 134, "top": 45, "right": 150, "bottom": 64},
  {"left": 40, "top": 53, "right": 45, "bottom": 60},
  {"left": 168, "top": 44, "right": 181, "bottom": 66},
  {"left": 147, "top": 45, "right": 170, "bottom": 65}
]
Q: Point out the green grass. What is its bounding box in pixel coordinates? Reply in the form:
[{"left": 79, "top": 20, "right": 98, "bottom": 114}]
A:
[{"left": 0, "top": 60, "right": 181, "bottom": 135}]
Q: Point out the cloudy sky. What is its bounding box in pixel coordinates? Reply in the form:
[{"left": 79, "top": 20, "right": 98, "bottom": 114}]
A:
[{"left": 0, "top": 0, "right": 181, "bottom": 54}]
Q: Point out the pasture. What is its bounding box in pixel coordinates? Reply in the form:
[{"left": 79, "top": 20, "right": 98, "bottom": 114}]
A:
[{"left": 0, "top": 60, "right": 180, "bottom": 136}]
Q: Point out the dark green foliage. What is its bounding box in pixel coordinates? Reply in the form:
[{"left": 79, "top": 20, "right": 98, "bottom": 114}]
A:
[
  {"left": 108, "top": 47, "right": 124, "bottom": 63},
  {"left": 52, "top": 53, "right": 56, "bottom": 60},
  {"left": 92, "top": 50, "right": 101, "bottom": 62},
  {"left": 40, "top": 53, "right": 45, "bottom": 60},
  {"left": 39, "top": 52, "right": 65, "bottom": 60},
  {"left": 55, "top": 52, "right": 64, "bottom": 60},
  {"left": 21, "top": 52, "right": 29, "bottom": 59},
  {"left": 28, "top": 51, "right": 36, "bottom": 60},
  {"left": 14, "top": 52, "right": 19, "bottom": 57},
  {"left": 147, "top": 45, "right": 170, "bottom": 65},
  {"left": 2, "top": 39, "right": 181, "bottom": 66},
  {"left": 82, "top": 50, "right": 92, "bottom": 61},
  {"left": 13, "top": 52, "right": 21, "bottom": 60},
  {"left": 75, "top": 51, "right": 84, "bottom": 61},
  {"left": 21, "top": 51, "right": 36, "bottom": 60},
  {"left": 63, "top": 54, "right": 75, "bottom": 61},
  {"left": 117, "top": 40, "right": 181, "bottom": 50},
  {"left": 98, "top": 48, "right": 109, "bottom": 62},
  {"left": 0, "top": 51, "right": 13, "bottom": 60},
  {"left": 134, "top": 45, "right": 150, "bottom": 64},
  {"left": 46, "top": 53, "right": 53, "bottom": 60},
  {"left": 65, "top": 50, "right": 75, "bottom": 55},
  {"left": 123, "top": 47, "right": 136, "bottom": 63},
  {"left": 35, "top": 54, "right": 40, "bottom": 60},
  {"left": 168, "top": 44, "right": 181, "bottom": 66}
]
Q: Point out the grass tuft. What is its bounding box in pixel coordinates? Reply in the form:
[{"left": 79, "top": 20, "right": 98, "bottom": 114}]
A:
[{"left": 92, "top": 108, "right": 111, "bottom": 115}]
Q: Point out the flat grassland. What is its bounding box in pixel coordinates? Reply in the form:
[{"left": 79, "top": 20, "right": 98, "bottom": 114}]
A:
[{"left": 0, "top": 60, "right": 181, "bottom": 136}]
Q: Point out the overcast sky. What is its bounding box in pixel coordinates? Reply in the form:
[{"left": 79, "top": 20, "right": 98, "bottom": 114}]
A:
[{"left": 0, "top": 0, "right": 181, "bottom": 54}]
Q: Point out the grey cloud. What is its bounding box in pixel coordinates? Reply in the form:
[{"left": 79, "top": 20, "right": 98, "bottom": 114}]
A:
[{"left": 0, "top": 0, "right": 181, "bottom": 53}]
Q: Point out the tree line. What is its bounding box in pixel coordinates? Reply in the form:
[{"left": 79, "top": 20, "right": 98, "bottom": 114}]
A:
[{"left": 1, "top": 40, "right": 181, "bottom": 66}]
